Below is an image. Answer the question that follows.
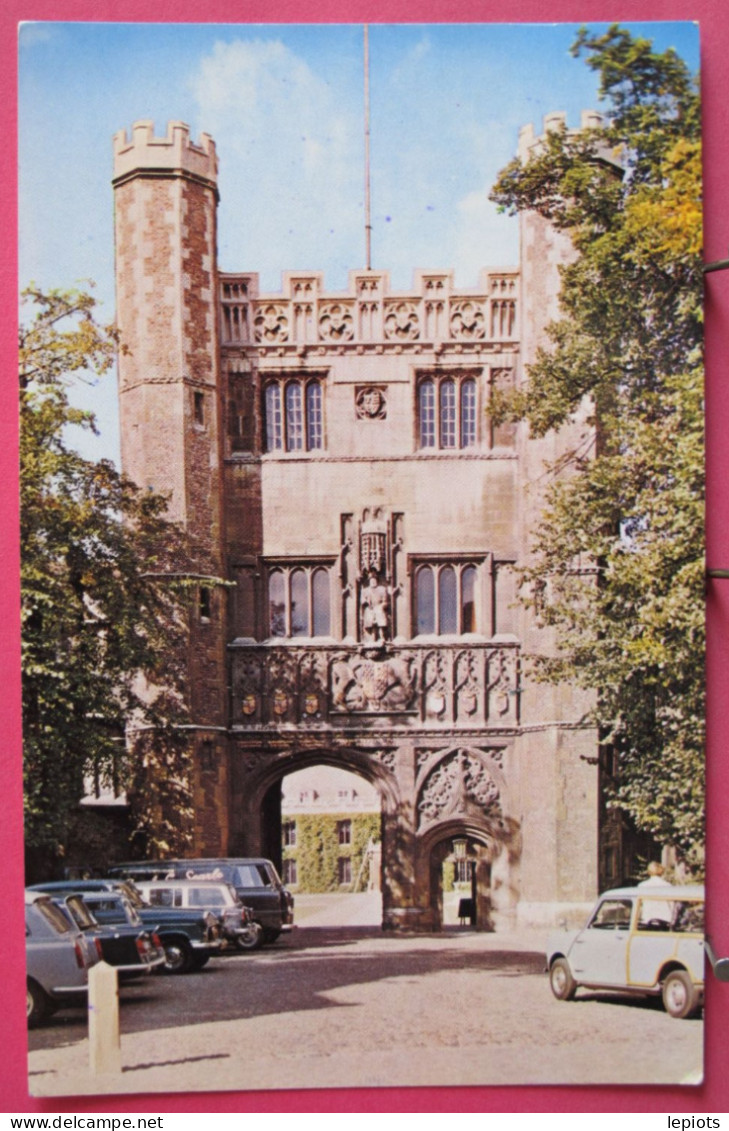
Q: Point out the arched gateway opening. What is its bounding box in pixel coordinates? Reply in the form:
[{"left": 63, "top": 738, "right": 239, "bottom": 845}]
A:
[
  {"left": 239, "top": 749, "right": 398, "bottom": 929},
  {"left": 426, "top": 831, "right": 495, "bottom": 930},
  {"left": 263, "top": 765, "right": 384, "bottom": 927},
  {"left": 231, "top": 742, "right": 520, "bottom": 934}
]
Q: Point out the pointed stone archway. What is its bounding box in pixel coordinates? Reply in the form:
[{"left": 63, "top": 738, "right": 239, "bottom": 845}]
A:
[
  {"left": 230, "top": 745, "right": 414, "bottom": 929},
  {"left": 413, "top": 746, "right": 521, "bottom": 930}
]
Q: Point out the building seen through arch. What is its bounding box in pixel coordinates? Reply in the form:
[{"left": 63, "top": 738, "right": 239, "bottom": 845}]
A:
[{"left": 112, "top": 112, "right": 621, "bottom": 931}]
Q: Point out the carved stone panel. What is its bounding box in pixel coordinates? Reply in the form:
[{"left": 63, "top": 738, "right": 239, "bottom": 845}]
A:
[
  {"left": 450, "top": 300, "right": 485, "bottom": 340},
  {"left": 297, "top": 651, "right": 328, "bottom": 720},
  {"left": 331, "top": 651, "right": 416, "bottom": 713},
  {"left": 417, "top": 749, "right": 501, "bottom": 830},
  {"left": 319, "top": 302, "right": 354, "bottom": 342},
  {"left": 355, "top": 385, "right": 387, "bottom": 420},
  {"left": 384, "top": 301, "right": 420, "bottom": 341},
  {"left": 232, "top": 653, "right": 264, "bottom": 723},
  {"left": 486, "top": 647, "right": 519, "bottom": 722},
  {"left": 254, "top": 303, "right": 289, "bottom": 343},
  {"left": 455, "top": 649, "right": 481, "bottom": 721}
]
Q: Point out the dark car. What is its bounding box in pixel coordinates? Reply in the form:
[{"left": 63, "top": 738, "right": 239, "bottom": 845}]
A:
[
  {"left": 30, "top": 880, "right": 223, "bottom": 975},
  {"left": 109, "top": 857, "right": 294, "bottom": 944},
  {"left": 33, "top": 878, "right": 145, "bottom": 907},
  {"left": 37, "top": 891, "right": 165, "bottom": 978}
]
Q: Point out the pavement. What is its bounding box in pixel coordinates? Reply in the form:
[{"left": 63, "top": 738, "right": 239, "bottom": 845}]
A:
[{"left": 27, "top": 894, "right": 704, "bottom": 1099}]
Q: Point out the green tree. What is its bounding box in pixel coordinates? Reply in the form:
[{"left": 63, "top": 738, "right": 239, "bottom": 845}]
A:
[
  {"left": 20, "top": 285, "right": 195, "bottom": 878},
  {"left": 490, "top": 26, "right": 704, "bottom": 859}
]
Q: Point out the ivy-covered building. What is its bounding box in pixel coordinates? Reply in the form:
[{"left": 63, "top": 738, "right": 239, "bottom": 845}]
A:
[{"left": 280, "top": 767, "right": 381, "bottom": 893}]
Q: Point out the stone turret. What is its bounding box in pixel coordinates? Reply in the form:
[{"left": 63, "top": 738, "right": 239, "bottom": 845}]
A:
[
  {"left": 112, "top": 120, "right": 222, "bottom": 532},
  {"left": 113, "top": 121, "right": 228, "bottom": 854},
  {"left": 514, "top": 112, "right": 616, "bottom": 918}
]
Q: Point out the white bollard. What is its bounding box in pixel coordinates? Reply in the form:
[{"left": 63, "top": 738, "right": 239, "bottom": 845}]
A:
[{"left": 88, "top": 960, "right": 121, "bottom": 1076}]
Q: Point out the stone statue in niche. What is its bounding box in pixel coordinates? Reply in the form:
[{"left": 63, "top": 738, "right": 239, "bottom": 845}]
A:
[{"left": 360, "top": 572, "right": 390, "bottom": 643}]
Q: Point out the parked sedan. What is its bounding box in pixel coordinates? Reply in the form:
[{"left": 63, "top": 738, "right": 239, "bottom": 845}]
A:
[
  {"left": 29, "top": 880, "right": 222, "bottom": 974},
  {"left": 546, "top": 883, "right": 705, "bottom": 1018},
  {"left": 134, "top": 879, "right": 263, "bottom": 952},
  {"left": 25, "top": 891, "right": 100, "bottom": 1027},
  {"left": 41, "top": 891, "right": 166, "bottom": 978},
  {"left": 110, "top": 858, "right": 293, "bottom": 945}
]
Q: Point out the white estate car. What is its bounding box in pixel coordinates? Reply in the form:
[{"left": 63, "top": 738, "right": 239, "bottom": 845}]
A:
[{"left": 546, "top": 884, "right": 705, "bottom": 1018}]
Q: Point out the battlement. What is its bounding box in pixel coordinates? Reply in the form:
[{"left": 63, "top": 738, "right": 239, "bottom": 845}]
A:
[
  {"left": 518, "top": 109, "right": 613, "bottom": 164},
  {"left": 112, "top": 120, "right": 218, "bottom": 186}
]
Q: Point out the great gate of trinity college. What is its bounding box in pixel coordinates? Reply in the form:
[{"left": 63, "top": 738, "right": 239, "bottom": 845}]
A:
[{"left": 112, "top": 112, "right": 612, "bottom": 930}]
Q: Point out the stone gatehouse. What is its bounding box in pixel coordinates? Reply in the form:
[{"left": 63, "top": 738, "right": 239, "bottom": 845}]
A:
[{"left": 112, "top": 114, "right": 606, "bottom": 930}]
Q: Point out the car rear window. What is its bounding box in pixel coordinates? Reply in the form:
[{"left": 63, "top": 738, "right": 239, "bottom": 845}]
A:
[
  {"left": 32, "top": 900, "right": 74, "bottom": 934},
  {"left": 233, "top": 864, "right": 270, "bottom": 888},
  {"left": 65, "top": 896, "right": 97, "bottom": 929},
  {"left": 188, "top": 887, "right": 227, "bottom": 907},
  {"left": 672, "top": 900, "right": 704, "bottom": 933},
  {"left": 145, "top": 887, "right": 182, "bottom": 908}
]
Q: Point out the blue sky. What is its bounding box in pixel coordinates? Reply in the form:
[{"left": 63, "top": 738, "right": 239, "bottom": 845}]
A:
[{"left": 18, "top": 21, "right": 700, "bottom": 461}]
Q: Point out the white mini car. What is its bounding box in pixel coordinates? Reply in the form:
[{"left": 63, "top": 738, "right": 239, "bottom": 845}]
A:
[{"left": 546, "top": 884, "right": 705, "bottom": 1018}]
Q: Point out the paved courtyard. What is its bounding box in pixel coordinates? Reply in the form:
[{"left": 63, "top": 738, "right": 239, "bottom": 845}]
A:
[{"left": 27, "top": 895, "right": 703, "bottom": 1098}]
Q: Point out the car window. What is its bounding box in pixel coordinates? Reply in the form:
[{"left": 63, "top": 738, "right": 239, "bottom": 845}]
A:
[
  {"left": 637, "top": 899, "right": 673, "bottom": 931},
  {"left": 32, "top": 900, "right": 74, "bottom": 934},
  {"left": 588, "top": 899, "right": 633, "bottom": 930},
  {"left": 65, "top": 896, "right": 97, "bottom": 929},
  {"left": 672, "top": 900, "right": 704, "bottom": 933},
  {"left": 188, "top": 887, "right": 226, "bottom": 907},
  {"left": 88, "top": 898, "right": 116, "bottom": 912},
  {"left": 146, "top": 887, "right": 179, "bottom": 908},
  {"left": 233, "top": 865, "right": 268, "bottom": 888}
]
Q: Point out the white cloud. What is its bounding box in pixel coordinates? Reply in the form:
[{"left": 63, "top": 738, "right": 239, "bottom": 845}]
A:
[
  {"left": 18, "top": 23, "right": 56, "bottom": 49},
  {"left": 189, "top": 39, "right": 363, "bottom": 289},
  {"left": 453, "top": 190, "right": 519, "bottom": 283}
]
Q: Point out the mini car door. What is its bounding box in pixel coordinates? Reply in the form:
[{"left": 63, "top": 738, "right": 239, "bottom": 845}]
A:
[
  {"left": 628, "top": 896, "right": 705, "bottom": 987},
  {"left": 569, "top": 897, "right": 633, "bottom": 985}
]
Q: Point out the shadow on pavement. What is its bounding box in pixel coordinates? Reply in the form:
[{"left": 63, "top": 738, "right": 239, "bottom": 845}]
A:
[{"left": 29, "top": 925, "right": 545, "bottom": 1050}]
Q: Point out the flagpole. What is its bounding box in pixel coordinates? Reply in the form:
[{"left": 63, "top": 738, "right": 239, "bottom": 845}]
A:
[{"left": 364, "top": 24, "right": 372, "bottom": 270}]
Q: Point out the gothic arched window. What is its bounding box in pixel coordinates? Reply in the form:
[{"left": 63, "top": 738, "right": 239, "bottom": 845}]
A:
[
  {"left": 416, "top": 372, "right": 480, "bottom": 450},
  {"left": 266, "top": 565, "right": 332, "bottom": 638},
  {"left": 418, "top": 379, "right": 436, "bottom": 448},
  {"left": 264, "top": 377, "right": 324, "bottom": 452},
  {"left": 414, "top": 562, "right": 480, "bottom": 636}
]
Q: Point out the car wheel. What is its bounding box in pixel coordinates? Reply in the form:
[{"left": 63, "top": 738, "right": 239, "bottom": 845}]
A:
[
  {"left": 27, "top": 979, "right": 51, "bottom": 1028},
  {"left": 235, "top": 923, "right": 264, "bottom": 952},
  {"left": 662, "top": 970, "right": 700, "bottom": 1019},
  {"left": 161, "top": 938, "right": 194, "bottom": 975},
  {"left": 549, "top": 958, "right": 577, "bottom": 1001}
]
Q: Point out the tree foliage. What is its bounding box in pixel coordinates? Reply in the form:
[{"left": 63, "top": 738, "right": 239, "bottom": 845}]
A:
[
  {"left": 20, "top": 286, "right": 195, "bottom": 875},
  {"left": 489, "top": 26, "right": 704, "bottom": 857}
]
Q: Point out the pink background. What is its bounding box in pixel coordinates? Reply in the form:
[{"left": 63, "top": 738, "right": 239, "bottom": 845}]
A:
[{"left": 2, "top": 0, "right": 727, "bottom": 1114}]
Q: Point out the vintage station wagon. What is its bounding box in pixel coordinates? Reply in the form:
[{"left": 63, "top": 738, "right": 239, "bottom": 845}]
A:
[{"left": 546, "top": 884, "right": 705, "bottom": 1018}]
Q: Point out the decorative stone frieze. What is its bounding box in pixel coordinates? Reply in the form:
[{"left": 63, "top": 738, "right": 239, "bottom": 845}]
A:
[{"left": 229, "top": 641, "right": 520, "bottom": 729}]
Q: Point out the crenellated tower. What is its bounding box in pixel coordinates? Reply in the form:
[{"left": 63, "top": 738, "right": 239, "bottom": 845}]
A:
[
  {"left": 515, "top": 111, "right": 624, "bottom": 912},
  {"left": 113, "top": 121, "right": 229, "bottom": 854}
]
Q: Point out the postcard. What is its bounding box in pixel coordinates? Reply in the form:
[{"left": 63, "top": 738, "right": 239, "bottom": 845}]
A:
[{"left": 17, "top": 19, "right": 708, "bottom": 1099}]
